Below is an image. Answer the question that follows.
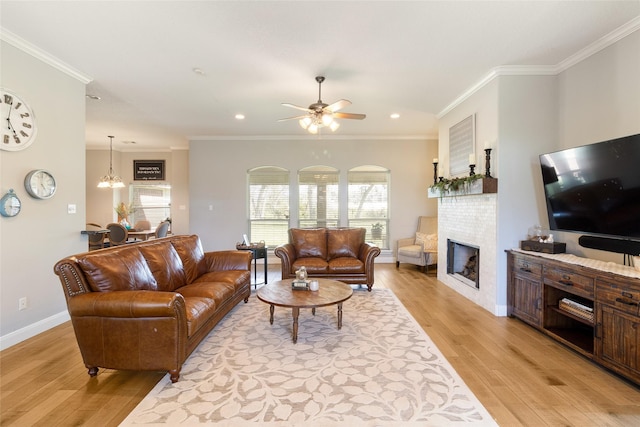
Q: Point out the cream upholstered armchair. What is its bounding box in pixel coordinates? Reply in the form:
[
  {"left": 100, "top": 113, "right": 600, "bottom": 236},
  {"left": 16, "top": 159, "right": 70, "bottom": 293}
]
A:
[{"left": 396, "top": 216, "right": 438, "bottom": 273}]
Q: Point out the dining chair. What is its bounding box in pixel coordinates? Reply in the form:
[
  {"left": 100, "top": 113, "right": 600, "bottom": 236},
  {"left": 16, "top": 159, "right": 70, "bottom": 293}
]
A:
[
  {"left": 86, "top": 223, "right": 105, "bottom": 250},
  {"left": 106, "top": 222, "right": 129, "bottom": 246},
  {"left": 154, "top": 220, "right": 170, "bottom": 238}
]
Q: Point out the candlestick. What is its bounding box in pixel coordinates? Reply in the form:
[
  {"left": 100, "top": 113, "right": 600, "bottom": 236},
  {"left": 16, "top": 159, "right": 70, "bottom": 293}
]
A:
[
  {"left": 433, "top": 161, "right": 438, "bottom": 185},
  {"left": 484, "top": 148, "right": 492, "bottom": 178}
]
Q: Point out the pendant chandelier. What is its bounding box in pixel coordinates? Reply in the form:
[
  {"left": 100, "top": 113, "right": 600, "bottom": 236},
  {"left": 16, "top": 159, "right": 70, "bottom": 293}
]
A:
[{"left": 97, "top": 135, "right": 125, "bottom": 188}]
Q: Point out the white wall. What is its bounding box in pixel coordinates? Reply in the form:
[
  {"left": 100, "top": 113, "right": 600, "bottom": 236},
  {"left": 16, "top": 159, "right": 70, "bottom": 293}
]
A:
[
  {"left": 555, "top": 29, "right": 640, "bottom": 261},
  {"left": 436, "top": 28, "right": 639, "bottom": 314},
  {"left": 0, "top": 41, "right": 87, "bottom": 348},
  {"left": 189, "top": 138, "right": 438, "bottom": 255}
]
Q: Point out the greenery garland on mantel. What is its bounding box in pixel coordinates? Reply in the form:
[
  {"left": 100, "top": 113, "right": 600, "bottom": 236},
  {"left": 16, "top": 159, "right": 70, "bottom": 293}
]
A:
[{"left": 429, "top": 174, "right": 487, "bottom": 196}]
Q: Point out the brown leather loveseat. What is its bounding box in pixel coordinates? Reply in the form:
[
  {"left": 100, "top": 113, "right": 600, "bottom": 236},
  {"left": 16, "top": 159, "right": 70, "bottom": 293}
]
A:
[
  {"left": 274, "top": 227, "right": 381, "bottom": 291},
  {"left": 53, "top": 234, "right": 251, "bottom": 382}
]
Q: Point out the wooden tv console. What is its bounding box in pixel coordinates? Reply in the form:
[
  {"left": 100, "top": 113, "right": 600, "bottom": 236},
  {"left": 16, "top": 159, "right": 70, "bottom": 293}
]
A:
[{"left": 507, "top": 249, "right": 640, "bottom": 385}]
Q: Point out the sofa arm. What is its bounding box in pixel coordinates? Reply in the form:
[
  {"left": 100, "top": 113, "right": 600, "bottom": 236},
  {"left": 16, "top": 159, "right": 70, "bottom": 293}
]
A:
[
  {"left": 204, "top": 250, "right": 252, "bottom": 272},
  {"left": 274, "top": 243, "right": 296, "bottom": 277},
  {"left": 359, "top": 242, "right": 381, "bottom": 264},
  {"left": 396, "top": 237, "right": 417, "bottom": 251},
  {"left": 68, "top": 291, "right": 186, "bottom": 318}
]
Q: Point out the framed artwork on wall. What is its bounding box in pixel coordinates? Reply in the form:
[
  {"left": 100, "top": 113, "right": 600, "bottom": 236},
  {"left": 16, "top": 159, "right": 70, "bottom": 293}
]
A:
[
  {"left": 449, "top": 114, "right": 475, "bottom": 177},
  {"left": 134, "top": 160, "right": 165, "bottom": 181}
]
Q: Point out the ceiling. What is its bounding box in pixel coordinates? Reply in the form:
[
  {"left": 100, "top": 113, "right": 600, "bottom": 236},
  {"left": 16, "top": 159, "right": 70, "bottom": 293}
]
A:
[{"left": 2, "top": 1, "right": 639, "bottom": 151}]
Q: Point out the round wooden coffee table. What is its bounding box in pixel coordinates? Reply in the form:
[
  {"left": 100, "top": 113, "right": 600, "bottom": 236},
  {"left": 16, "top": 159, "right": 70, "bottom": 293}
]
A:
[{"left": 256, "top": 278, "right": 353, "bottom": 343}]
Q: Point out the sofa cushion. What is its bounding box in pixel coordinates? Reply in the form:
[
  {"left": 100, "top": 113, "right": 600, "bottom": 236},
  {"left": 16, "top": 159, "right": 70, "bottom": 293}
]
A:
[
  {"left": 292, "top": 257, "right": 329, "bottom": 274},
  {"left": 178, "top": 282, "right": 235, "bottom": 309},
  {"left": 328, "top": 257, "right": 365, "bottom": 274},
  {"left": 77, "top": 248, "right": 158, "bottom": 292},
  {"left": 171, "top": 235, "right": 208, "bottom": 284},
  {"left": 327, "top": 228, "right": 365, "bottom": 260},
  {"left": 193, "top": 270, "right": 251, "bottom": 293},
  {"left": 182, "top": 296, "right": 218, "bottom": 337},
  {"left": 290, "top": 228, "right": 327, "bottom": 259},
  {"left": 138, "top": 241, "right": 187, "bottom": 291}
]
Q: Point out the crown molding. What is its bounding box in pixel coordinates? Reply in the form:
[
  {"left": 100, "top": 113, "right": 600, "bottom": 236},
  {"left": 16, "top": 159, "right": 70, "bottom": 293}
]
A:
[
  {"left": 189, "top": 134, "right": 438, "bottom": 142},
  {"left": 438, "top": 16, "right": 640, "bottom": 119},
  {"left": 0, "top": 28, "right": 92, "bottom": 84}
]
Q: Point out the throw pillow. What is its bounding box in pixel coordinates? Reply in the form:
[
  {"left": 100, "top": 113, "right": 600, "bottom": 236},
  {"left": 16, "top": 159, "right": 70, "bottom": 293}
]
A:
[{"left": 416, "top": 232, "right": 438, "bottom": 251}]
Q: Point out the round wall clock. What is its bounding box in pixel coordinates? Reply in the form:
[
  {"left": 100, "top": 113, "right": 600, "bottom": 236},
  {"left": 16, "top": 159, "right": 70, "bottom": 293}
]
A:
[
  {"left": 1, "top": 88, "right": 37, "bottom": 151},
  {"left": 0, "top": 189, "right": 21, "bottom": 217},
  {"left": 25, "top": 169, "right": 57, "bottom": 199}
]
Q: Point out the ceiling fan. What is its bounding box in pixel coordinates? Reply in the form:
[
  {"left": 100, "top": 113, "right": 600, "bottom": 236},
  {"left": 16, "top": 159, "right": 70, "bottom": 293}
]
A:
[{"left": 279, "top": 76, "right": 366, "bottom": 134}]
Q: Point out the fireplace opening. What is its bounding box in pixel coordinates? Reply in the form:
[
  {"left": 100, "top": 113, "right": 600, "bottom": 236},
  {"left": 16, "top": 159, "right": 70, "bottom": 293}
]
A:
[{"left": 447, "top": 239, "right": 480, "bottom": 289}]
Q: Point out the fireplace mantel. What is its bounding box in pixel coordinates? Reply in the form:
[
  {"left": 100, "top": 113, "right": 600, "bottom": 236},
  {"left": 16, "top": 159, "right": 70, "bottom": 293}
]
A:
[{"left": 428, "top": 177, "right": 498, "bottom": 199}]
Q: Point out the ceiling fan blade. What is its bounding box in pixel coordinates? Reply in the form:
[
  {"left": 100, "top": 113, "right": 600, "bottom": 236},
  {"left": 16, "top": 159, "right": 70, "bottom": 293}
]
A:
[
  {"left": 325, "top": 99, "right": 351, "bottom": 112},
  {"left": 334, "top": 112, "right": 366, "bottom": 120},
  {"left": 282, "top": 103, "right": 311, "bottom": 112},
  {"left": 277, "top": 114, "right": 310, "bottom": 122}
]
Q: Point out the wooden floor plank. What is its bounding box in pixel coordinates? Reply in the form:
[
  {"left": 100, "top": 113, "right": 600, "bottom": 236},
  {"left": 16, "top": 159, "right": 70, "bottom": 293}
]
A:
[{"left": 1, "top": 263, "right": 639, "bottom": 426}]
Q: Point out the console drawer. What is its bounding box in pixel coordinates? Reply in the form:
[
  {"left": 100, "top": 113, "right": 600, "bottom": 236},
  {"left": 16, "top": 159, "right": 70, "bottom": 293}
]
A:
[
  {"left": 597, "top": 278, "right": 640, "bottom": 317},
  {"left": 544, "top": 265, "right": 594, "bottom": 298},
  {"left": 513, "top": 255, "right": 542, "bottom": 279}
]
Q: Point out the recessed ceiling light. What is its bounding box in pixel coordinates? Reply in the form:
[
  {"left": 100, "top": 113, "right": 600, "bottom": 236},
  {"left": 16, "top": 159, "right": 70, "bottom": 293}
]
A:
[
  {"left": 122, "top": 140, "right": 136, "bottom": 144},
  {"left": 192, "top": 67, "right": 206, "bottom": 76},
  {"left": 86, "top": 94, "right": 101, "bottom": 100},
  {"left": 390, "top": 113, "right": 400, "bottom": 119},
  {"left": 235, "top": 114, "right": 245, "bottom": 120}
]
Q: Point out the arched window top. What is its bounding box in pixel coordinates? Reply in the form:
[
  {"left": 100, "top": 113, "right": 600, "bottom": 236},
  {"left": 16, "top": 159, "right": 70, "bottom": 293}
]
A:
[
  {"left": 299, "top": 165, "right": 339, "bottom": 173},
  {"left": 248, "top": 166, "right": 288, "bottom": 174},
  {"left": 349, "top": 165, "right": 389, "bottom": 173}
]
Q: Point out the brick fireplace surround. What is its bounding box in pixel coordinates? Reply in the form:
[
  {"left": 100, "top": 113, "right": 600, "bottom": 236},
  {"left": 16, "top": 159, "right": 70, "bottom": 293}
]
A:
[{"left": 436, "top": 193, "right": 499, "bottom": 314}]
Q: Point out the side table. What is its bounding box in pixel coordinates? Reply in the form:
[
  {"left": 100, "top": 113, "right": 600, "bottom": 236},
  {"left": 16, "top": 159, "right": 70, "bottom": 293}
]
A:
[{"left": 237, "top": 246, "right": 267, "bottom": 288}]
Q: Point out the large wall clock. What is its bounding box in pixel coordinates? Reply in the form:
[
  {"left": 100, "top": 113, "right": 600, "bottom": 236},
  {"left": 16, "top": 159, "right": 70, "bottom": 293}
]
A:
[{"left": 1, "top": 88, "right": 37, "bottom": 151}]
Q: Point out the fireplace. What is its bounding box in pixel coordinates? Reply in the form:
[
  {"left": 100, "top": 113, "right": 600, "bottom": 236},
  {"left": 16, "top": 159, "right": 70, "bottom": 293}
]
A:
[{"left": 447, "top": 239, "right": 480, "bottom": 289}]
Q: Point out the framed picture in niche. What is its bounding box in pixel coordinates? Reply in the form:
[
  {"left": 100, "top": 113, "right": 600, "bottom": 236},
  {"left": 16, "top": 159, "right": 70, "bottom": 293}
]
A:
[{"left": 449, "top": 114, "right": 475, "bottom": 176}]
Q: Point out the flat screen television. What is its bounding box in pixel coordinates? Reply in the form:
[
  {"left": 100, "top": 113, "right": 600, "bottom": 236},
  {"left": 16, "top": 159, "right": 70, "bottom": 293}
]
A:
[{"left": 539, "top": 133, "right": 640, "bottom": 240}]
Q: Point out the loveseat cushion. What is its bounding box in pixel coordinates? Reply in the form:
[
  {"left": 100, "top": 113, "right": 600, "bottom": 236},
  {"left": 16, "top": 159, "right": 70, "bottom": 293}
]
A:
[
  {"left": 328, "top": 257, "right": 365, "bottom": 274},
  {"left": 290, "top": 228, "right": 327, "bottom": 259},
  {"left": 77, "top": 248, "right": 157, "bottom": 292},
  {"left": 292, "top": 257, "right": 329, "bottom": 274},
  {"left": 138, "top": 241, "right": 187, "bottom": 291},
  {"left": 171, "top": 235, "right": 208, "bottom": 284},
  {"left": 327, "top": 228, "right": 365, "bottom": 260}
]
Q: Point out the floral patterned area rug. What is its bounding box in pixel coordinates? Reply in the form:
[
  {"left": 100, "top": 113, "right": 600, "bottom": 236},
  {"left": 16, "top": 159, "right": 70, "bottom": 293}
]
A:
[{"left": 120, "top": 288, "right": 497, "bottom": 427}]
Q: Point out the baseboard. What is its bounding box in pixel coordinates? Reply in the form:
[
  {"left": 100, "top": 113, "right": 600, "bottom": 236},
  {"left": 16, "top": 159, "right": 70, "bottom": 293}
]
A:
[{"left": 0, "top": 310, "right": 70, "bottom": 351}]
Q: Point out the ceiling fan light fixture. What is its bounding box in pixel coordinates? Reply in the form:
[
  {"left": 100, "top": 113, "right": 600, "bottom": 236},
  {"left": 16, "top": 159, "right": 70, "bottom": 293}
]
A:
[
  {"left": 299, "top": 117, "right": 312, "bottom": 129},
  {"left": 308, "top": 123, "right": 319, "bottom": 134},
  {"left": 321, "top": 112, "right": 334, "bottom": 126},
  {"left": 329, "top": 121, "right": 340, "bottom": 132}
]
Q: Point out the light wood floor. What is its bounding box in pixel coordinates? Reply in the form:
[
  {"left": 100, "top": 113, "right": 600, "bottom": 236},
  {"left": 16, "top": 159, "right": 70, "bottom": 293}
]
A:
[{"left": 2, "top": 263, "right": 639, "bottom": 426}]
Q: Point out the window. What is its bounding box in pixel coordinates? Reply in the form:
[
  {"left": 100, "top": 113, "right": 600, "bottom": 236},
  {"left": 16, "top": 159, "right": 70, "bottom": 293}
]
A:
[
  {"left": 298, "top": 166, "right": 339, "bottom": 228},
  {"left": 248, "top": 166, "right": 289, "bottom": 248},
  {"left": 129, "top": 184, "right": 171, "bottom": 227},
  {"left": 348, "top": 166, "right": 390, "bottom": 249}
]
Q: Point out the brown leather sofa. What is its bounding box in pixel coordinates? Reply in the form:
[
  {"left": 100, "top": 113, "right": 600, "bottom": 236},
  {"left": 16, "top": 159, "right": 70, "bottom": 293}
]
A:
[
  {"left": 274, "top": 227, "right": 381, "bottom": 291},
  {"left": 53, "top": 234, "right": 251, "bottom": 382}
]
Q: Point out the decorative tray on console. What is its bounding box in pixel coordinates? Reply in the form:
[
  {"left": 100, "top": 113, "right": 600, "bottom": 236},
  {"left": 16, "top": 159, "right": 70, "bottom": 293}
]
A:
[
  {"left": 520, "top": 240, "right": 566, "bottom": 254},
  {"left": 291, "top": 280, "right": 310, "bottom": 291},
  {"left": 236, "top": 242, "right": 265, "bottom": 250}
]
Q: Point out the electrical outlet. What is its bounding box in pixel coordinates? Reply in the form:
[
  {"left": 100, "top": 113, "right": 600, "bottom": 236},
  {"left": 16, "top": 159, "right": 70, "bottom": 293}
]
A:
[{"left": 19, "top": 297, "right": 27, "bottom": 311}]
